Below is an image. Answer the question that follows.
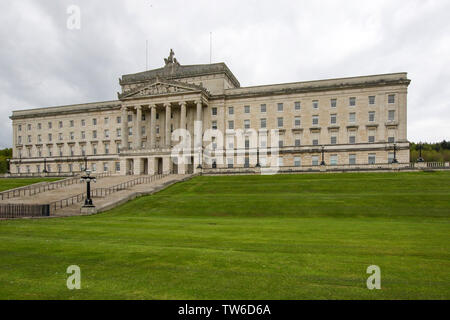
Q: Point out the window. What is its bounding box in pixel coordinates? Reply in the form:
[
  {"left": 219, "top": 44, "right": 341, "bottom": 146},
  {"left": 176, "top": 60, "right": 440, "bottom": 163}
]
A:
[
  {"left": 260, "top": 118, "right": 267, "bottom": 129},
  {"left": 70, "top": 120, "right": 74, "bottom": 127},
  {"left": 57, "top": 164, "right": 61, "bottom": 173},
  {"left": 141, "top": 126, "right": 146, "bottom": 135},
  {"left": 104, "top": 117, "right": 109, "bottom": 125},
  {"left": 227, "top": 157, "right": 233, "bottom": 168},
  {"left": 368, "top": 111, "right": 375, "bottom": 122},
  {"left": 38, "top": 148, "right": 42, "bottom": 157},
  {"left": 27, "top": 124, "right": 32, "bottom": 131},
  {"left": 312, "top": 139, "right": 319, "bottom": 146},
  {"left": 278, "top": 138, "right": 284, "bottom": 148},
  {"left": 277, "top": 103, "right": 283, "bottom": 112},
  {"left": 312, "top": 100, "right": 319, "bottom": 109},
  {"left": 294, "top": 117, "right": 301, "bottom": 127},
  {"left": 68, "top": 164, "right": 73, "bottom": 172},
  {"left": 58, "top": 146, "right": 63, "bottom": 157},
  {"left": 349, "top": 133, "right": 356, "bottom": 144},
  {"left": 369, "top": 96, "right": 375, "bottom": 105},
  {"left": 81, "top": 119, "right": 86, "bottom": 126},
  {"left": 27, "top": 148, "right": 31, "bottom": 157},
  {"left": 331, "top": 99, "right": 337, "bottom": 108},
  {"left": 48, "top": 122, "right": 52, "bottom": 129},
  {"left": 70, "top": 132, "right": 74, "bottom": 140},
  {"left": 18, "top": 124, "right": 22, "bottom": 132},
  {"left": 244, "top": 119, "right": 250, "bottom": 129},
  {"left": 368, "top": 130, "right": 375, "bottom": 143},
  {"left": 128, "top": 127, "right": 132, "bottom": 136},
  {"left": 81, "top": 145, "right": 86, "bottom": 156},
  {"left": 103, "top": 162, "right": 109, "bottom": 173},
  {"left": 156, "top": 126, "right": 159, "bottom": 134},
  {"left": 116, "top": 143, "right": 121, "bottom": 153},
  {"left": 227, "top": 137, "right": 234, "bottom": 149},
  {"left": 330, "top": 155, "right": 338, "bottom": 166},
  {"left": 330, "top": 114, "right": 337, "bottom": 124},
  {"left": 104, "top": 143, "right": 109, "bottom": 154},
  {"left": 92, "top": 118, "right": 97, "bottom": 125},
  {"left": 349, "top": 97, "right": 356, "bottom": 106},
  {"left": 212, "top": 107, "right": 217, "bottom": 116},
  {"left": 18, "top": 136, "right": 22, "bottom": 144},
  {"left": 294, "top": 157, "right": 301, "bottom": 167},
  {"left": 388, "top": 136, "right": 395, "bottom": 143},
  {"left": 212, "top": 121, "right": 217, "bottom": 130},
  {"left": 312, "top": 115, "right": 319, "bottom": 125},
  {"left": 116, "top": 116, "right": 121, "bottom": 124},
  {"left": 349, "top": 154, "right": 356, "bottom": 165},
  {"left": 156, "top": 113, "right": 159, "bottom": 120},
  {"left": 27, "top": 135, "right": 31, "bottom": 143},
  {"left": 70, "top": 146, "right": 74, "bottom": 156},
  {"left": 59, "top": 121, "right": 63, "bottom": 128},
  {"left": 92, "top": 144, "right": 97, "bottom": 155},
  {"left": 278, "top": 157, "right": 284, "bottom": 167},
  {"left": 349, "top": 112, "right": 356, "bottom": 123},
  {"left": 260, "top": 136, "right": 267, "bottom": 148},
  {"left": 244, "top": 105, "right": 250, "bottom": 113},
  {"left": 388, "top": 152, "right": 395, "bottom": 163},
  {"left": 388, "top": 110, "right": 395, "bottom": 121},
  {"left": 228, "top": 107, "right": 234, "bottom": 115},
  {"left": 92, "top": 163, "right": 97, "bottom": 172},
  {"left": 260, "top": 104, "right": 266, "bottom": 113},
  {"left": 295, "top": 135, "right": 301, "bottom": 146},
  {"left": 58, "top": 133, "right": 63, "bottom": 141},
  {"left": 38, "top": 134, "right": 42, "bottom": 142},
  {"left": 48, "top": 147, "right": 52, "bottom": 157},
  {"left": 388, "top": 94, "right": 395, "bottom": 104},
  {"left": 368, "top": 153, "right": 376, "bottom": 164},
  {"left": 115, "top": 162, "right": 120, "bottom": 172},
  {"left": 38, "top": 123, "right": 42, "bottom": 130},
  {"left": 92, "top": 130, "right": 97, "bottom": 139},
  {"left": 228, "top": 120, "right": 234, "bottom": 130},
  {"left": 48, "top": 133, "right": 52, "bottom": 142},
  {"left": 104, "top": 129, "right": 109, "bottom": 138},
  {"left": 37, "top": 165, "right": 41, "bottom": 173},
  {"left": 294, "top": 101, "right": 301, "bottom": 111},
  {"left": 311, "top": 155, "right": 319, "bottom": 166},
  {"left": 244, "top": 157, "right": 250, "bottom": 168},
  {"left": 331, "top": 135, "right": 337, "bottom": 145},
  {"left": 81, "top": 131, "right": 86, "bottom": 139},
  {"left": 128, "top": 114, "right": 132, "bottom": 122},
  {"left": 245, "top": 138, "right": 250, "bottom": 149},
  {"left": 277, "top": 117, "right": 283, "bottom": 128}
]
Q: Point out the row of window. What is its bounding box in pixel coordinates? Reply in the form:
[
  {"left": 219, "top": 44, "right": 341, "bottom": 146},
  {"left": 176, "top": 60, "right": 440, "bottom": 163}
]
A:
[
  {"left": 16, "top": 162, "right": 120, "bottom": 174},
  {"left": 214, "top": 94, "right": 397, "bottom": 117},
  {"left": 222, "top": 110, "right": 396, "bottom": 130}
]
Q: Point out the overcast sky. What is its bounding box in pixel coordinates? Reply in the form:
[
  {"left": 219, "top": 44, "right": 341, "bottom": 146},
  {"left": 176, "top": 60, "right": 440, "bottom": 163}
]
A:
[{"left": 0, "top": 0, "right": 449, "bottom": 148}]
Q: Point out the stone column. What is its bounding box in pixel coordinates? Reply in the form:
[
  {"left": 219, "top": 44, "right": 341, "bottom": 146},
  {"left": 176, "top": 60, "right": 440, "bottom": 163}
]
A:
[
  {"left": 165, "top": 103, "right": 171, "bottom": 147},
  {"left": 135, "top": 106, "right": 142, "bottom": 149},
  {"left": 150, "top": 104, "right": 156, "bottom": 149},
  {"left": 121, "top": 106, "right": 128, "bottom": 150},
  {"left": 195, "top": 100, "right": 203, "bottom": 148},
  {"left": 179, "top": 101, "right": 186, "bottom": 131}
]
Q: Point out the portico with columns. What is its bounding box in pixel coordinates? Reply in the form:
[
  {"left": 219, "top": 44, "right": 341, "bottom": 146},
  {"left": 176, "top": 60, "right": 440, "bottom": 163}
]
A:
[{"left": 117, "top": 82, "right": 208, "bottom": 175}]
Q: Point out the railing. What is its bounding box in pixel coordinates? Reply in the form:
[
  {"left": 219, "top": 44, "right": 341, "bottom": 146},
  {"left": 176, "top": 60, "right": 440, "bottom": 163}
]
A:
[
  {"left": 0, "top": 172, "right": 111, "bottom": 201},
  {"left": 426, "top": 162, "right": 448, "bottom": 168},
  {"left": 0, "top": 204, "right": 50, "bottom": 219},
  {"left": 48, "top": 173, "right": 169, "bottom": 214}
]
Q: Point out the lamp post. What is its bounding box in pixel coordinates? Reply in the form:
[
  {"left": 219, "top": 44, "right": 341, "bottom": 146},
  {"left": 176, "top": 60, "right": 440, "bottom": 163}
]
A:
[
  {"left": 392, "top": 143, "right": 399, "bottom": 164},
  {"left": 417, "top": 142, "right": 424, "bottom": 162},
  {"left": 320, "top": 145, "right": 326, "bottom": 166},
  {"left": 196, "top": 147, "right": 202, "bottom": 169},
  {"left": 43, "top": 157, "right": 48, "bottom": 173},
  {"left": 83, "top": 156, "right": 88, "bottom": 172},
  {"left": 256, "top": 146, "right": 261, "bottom": 168},
  {"left": 6, "top": 158, "right": 10, "bottom": 174},
  {"left": 80, "top": 169, "right": 96, "bottom": 207}
]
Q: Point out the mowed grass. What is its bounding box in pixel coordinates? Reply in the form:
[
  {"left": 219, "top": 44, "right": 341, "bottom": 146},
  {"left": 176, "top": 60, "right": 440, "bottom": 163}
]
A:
[
  {"left": 0, "top": 171, "right": 449, "bottom": 299},
  {"left": 0, "top": 178, "right": 61, "bottom": 192}
]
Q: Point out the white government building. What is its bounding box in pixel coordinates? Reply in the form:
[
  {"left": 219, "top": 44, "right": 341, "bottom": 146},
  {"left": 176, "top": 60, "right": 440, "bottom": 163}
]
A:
[{"left": 9, "top": 50, "right": 410, "bottom": 175}]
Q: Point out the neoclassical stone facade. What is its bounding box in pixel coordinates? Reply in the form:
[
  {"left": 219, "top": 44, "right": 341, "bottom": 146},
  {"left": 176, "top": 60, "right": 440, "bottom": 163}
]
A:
[{"left": 9, "top": 50, "right": 410, "bottom": 175}]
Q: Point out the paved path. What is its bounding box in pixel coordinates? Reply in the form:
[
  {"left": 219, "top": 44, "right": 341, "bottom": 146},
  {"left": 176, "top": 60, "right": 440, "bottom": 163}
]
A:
[{"left": 53, "top": 174, "right": 192, "bottom": 217}]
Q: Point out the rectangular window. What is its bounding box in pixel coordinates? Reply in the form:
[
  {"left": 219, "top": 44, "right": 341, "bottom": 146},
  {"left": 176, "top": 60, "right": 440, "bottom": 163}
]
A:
[
  {"left": 93, "top": 118, "right": 97, "bottom": 125},
  {"left": 104, "top": 129, "right": 109, "bottom": 138},
  {"left": 368, "top": 111, "right": 375, "bottom": 122},
  {"left": 81, "top": 119, "right": 86, "bottom": 126},
  {"left": 312, "top": 115, "right": 319, "bottom": 125},
  {"left": 244, "top": 119, "right": 250, "bottom": 129},
  {"left": 18, "top": 124, "right": 22, "bottom": 132},
  {"left": 105, "top": 144, "right": 109, "bottom": 154},
  {"left": 349, "top": 154, "right": 356, "bottom": 165},
  {"left": 59, "top": 133, "right": 63, "bottom": 141},
  {"left": 128, "top": 114, "right": 132, "bottom": 122},
  {"left": 369, "top": 96, "right": 375, "bottom": 105},
  {"left": 277, "top": 117, "right": 283, "bottom": 128},
  {"left": 92, "top": 130, "right": 97, "bottom": 139},
  {"left": 228, "top": 107, "right": 234, "bottom": 115},
  {"left": 70, "top": 120, "right": 74, "bottom": 127},
  {"left": 104, "top": 117, "right": 109, "bottom": 124},
  {"left": 349, "top": 134, "right": 356, "bottom": 144},
  {"left": 349, "top": 112, "right": 356, "bottom": 123},
  {"left": 92, "top": 144, "right": 97, "bottom": 155},
  {"left": 116, "top": 116, "right": 121, "bottom": 124},
  {"left": 388, "top": 94, "right": 395, "bottom": 104},
  {"left": 244, "top": 157, "right": 250, "bottom": 168},
  {"left": 48, "top": 122, "right": 52, "bottom": 129},
  {"left": 70, "top": 132, "right": 74, "bottom": 140},
  {"left": 278, "top": 139, "right": 284, "bottom": 148},
  {"left": 38, "top": 134, "right": 41, "bottom": 142},
  {"left": 388, "top": 110, "right": 395, "bottom": 121},
  {"left": 388, "top": 136, "right": 395, "bottom": 143},
  {"left": 277, "top": 103, "right": 283, "bottom": 112},
  {"left": 228, "top": 120, "right": 234, "bottom": 130},
  {"left": 368, "top": 135, "right": 375, "bottom": 143},
  {"left": 331, "top": 136, "right": 337, "bottom": 145},
  {"left": 227, "top": 157, "right": 233, "bottom": 168},
  {"left": 368, "top": 153, "right": 376, "bottom": 164},
  {"left": 294, "top": 157, "right": 301, "bottom": 167},
  {"left": 116, "top": 128, "right": 121, "bottom": 137},
  {"left": 295, "top": 138, "right": 301, "bottom": 146},
  {"left": 59, "top": 121, "right": 63, "bottom": 129},
  {"left": 311, "top": 155, "right": 319, "bottom": 166},
  {"left": 38, "top": 123, "right": 42, "bottom": 130},
  {"left": 312, "top": 100, "right": 319, "bottom": 109},
  {"left": 349, "top": 97, "right": 356, "bottom": 106},
  {"left": 212, "top": 107, "right": 217, "bottom": 116},
  {"left": 27, "top": 135, "right": 31, "bottom": 143},
  {"left": 331, "top": 99, "right": 337, "bottom": 108},
  {"left": 141, "top": 126, "right": 146, "bottom": 135},
  {"left": 115, "top": 162, "right": 120, "bottom": 172},
  {"left": 294, "top": 101, "right": 301, "bottom": 111},
  {"left": 330, "top": 114, "right": 337, "bottom": 124},
  {"left": 260, "top": 104, "right": 267, "bottom": 113},
  {"left": 294, "top": 117, "right": 301, "bottom": 127},
  {"left": 260, "top": 118, "right": 267, "bottom": 129},
  {"left": 70, "top": 146, "right": 74, "bottom": 156},
  {"left": 48, "top": 133, "right": 52, "bottom": 142},
  {"left": 244, "top": 105, "right": 250, "bottom": 113},
  {"left": 212, "top": 121, "right": 217, "bottom": 130},
  {"left": 92, "top": 163, "right": 97, "bottom": 172},
  {"left": 312, "top": 139, "right": 319, "bottom": 146},
  {"left": 27, "top": 124, "right": 32, "bottom": 131},
  {"left": 330, "top": 155, "right": 338, "bottom": 166},
  {"left": 128, "top": 127, "right": 132, "bottom": 136},
  {"left": 388, "top": 152, "right": 395, "bottom": 163}
]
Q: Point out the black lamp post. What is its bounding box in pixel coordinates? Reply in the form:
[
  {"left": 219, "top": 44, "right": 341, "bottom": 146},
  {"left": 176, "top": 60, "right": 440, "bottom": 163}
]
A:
[
  {"left": 83, "top": 156, "right": 88, "bottom": 172},
  {"left": 6, "top": 158, "right": 10, "bottom": 174},
  {"left": 255, "top": 146, "right": 261, "bottom": 167},
  {"left": 320, "top": 145, "right": 326, "bottom": 166},
  {"left": 43, "top": 157, "right": 48, "bottom": 173},
  {"left": 417, "top": 142, "right": 424, "bottom": 162},
  {"left": 80, "top": 170, "right": 96, "bottom": 207},
  {"left": 392, "top": 143, "right": 399, "bottom": 164},
  {"left": 196, "top": 148, "right": 202, "bottom": 169}
]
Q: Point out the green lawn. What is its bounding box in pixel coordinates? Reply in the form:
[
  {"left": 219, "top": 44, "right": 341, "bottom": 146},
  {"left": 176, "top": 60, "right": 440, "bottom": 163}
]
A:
[
  {"left": 0, "top": 172, "right": 449, "bottom": 299},
  {"left": 0, "top": 178, "right": 61, "bottom": 192}
]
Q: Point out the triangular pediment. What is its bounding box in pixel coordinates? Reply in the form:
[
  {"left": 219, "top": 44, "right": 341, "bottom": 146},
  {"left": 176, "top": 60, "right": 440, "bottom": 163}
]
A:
[{"left": 118, "top": 80, "right": 204, "bottom": 100}]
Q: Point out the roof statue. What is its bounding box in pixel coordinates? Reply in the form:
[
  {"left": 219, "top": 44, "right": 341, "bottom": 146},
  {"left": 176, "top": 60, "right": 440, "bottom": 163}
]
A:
[{"left": 164, "top": 49, "right": 180, "bottom": 66}]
